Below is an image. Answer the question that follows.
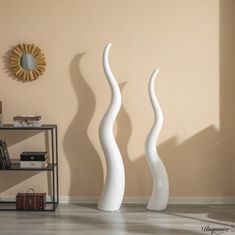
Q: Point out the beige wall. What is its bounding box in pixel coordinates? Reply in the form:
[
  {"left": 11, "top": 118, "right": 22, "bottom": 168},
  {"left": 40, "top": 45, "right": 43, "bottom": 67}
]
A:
[{"left": 0, "top": 0, "right": 234, "bottom": 198}]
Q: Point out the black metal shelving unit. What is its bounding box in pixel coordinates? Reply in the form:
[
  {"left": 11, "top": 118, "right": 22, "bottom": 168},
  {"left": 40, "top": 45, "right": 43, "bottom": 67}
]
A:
[{"left": 0, "top": 124, "right": 59, "bottom": 211}]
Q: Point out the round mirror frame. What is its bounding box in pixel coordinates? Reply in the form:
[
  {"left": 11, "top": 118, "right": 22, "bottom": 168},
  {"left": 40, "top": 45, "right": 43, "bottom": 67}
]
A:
[{"left": 9, "top": 43, "right": 46, "bottom": 81}]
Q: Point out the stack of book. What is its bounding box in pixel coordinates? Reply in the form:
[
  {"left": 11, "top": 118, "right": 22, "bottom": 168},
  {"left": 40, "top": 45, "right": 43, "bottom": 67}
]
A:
[
  {"left": 13, "top": 115, "right": 42, "bottom": 127},
  {"left": 0, "top": 140, "right": 11, "bottom": 169},
  {"left": 20, "top": 152, "right": 48, "bottom": 168}
]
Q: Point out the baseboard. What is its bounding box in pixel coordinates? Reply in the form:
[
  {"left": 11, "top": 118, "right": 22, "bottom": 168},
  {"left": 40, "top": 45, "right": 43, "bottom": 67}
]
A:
[
  {"left": 168, "top": 197, "right": 235, "bottom": 204},
  {"left": 59, "top": 196, "right": 235, "bottom": 204},
  {"left": 0, "top": 196, "right": 54, "bottom": 202},
  {"left": 60, "top": 196, "right": 98, "bottom": 204},
  {"left": 1, "top": 196, "right": 235, "bottom": 204}
]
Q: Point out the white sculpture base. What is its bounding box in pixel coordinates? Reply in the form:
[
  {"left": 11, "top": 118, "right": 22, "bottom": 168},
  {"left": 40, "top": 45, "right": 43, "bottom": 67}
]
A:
[{"left": 146, "top": 159, "right": 169, "bottom": 211}]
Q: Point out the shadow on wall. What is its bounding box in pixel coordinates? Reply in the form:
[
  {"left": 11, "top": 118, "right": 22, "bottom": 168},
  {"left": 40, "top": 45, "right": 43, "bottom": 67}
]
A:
[
  {"left": 0, "top": 130, "right": 50, "bottom": 193},
  {"left": 218, "top": 0, "right": 235, "bottom": 190},
  {"left": 63, "top": 0, "right": 235, "bottom": 199},
  {"left": 115, "top": 0, "right": 235, "bottom": 198},
  {"left": 63, "top": 54, "right": 103, "bottom": 196},
  {"left": 0, "top": 172, "right": 40, "bottom": 193},
  {"left": 1, "top": 130, "right": 41, "bottom": 146},
  {"left": 159, "top": 127, "right": 222, "bottom": 196},
  {"left": 116, "top": 82, "right": 152, "bottom": 196},
  {"left": 116, "top": 84, "right": 228, "bottom": 197}
]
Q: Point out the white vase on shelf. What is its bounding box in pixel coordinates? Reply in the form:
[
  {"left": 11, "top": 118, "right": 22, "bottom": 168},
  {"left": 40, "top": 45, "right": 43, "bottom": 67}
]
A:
[
  {"left": 98, "top": 43, "right": 125, "bottom": 211},
  {"left": 145, "top": 69, "right": 169, "bottom": 211}
]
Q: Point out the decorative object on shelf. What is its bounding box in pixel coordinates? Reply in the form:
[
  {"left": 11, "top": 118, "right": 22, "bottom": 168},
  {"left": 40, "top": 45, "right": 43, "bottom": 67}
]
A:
[
  {"left": 20, "top": 151, "right": 48, "bottom": 168},
  {"left": 16, "top": 188, "right": 46, "bottom": 210},
  {"left": 145, "top": 69, "right": 169, "bottom": 211},
  {"left": 98, "top": 43, "right": 125, "bottom": 211},
  {"left": 0, "top": 140, "right": 11, "bottom": 169},
  {"left": 9, "top": 43, "right": 46, "bottom": 81},
  {"left": 0, "top": 101, "right": 3, "bottom": 127},
  {"left": 13, "top": 115, "right": 42, "bottom": 127}
]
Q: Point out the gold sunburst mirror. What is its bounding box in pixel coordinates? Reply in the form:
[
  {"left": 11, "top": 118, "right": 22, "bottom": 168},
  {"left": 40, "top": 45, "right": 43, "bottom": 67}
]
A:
[{"left": 9, "top": 43, "right": 46, "bottom": 81}]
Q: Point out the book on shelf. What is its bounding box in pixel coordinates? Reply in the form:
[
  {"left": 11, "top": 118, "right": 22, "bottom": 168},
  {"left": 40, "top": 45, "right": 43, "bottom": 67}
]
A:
[
  {"left": 20, "top": 151, "right": 47, "bottom": 161},
  {"left": 0, "top": 147, "right": 5, "bottom": 168},
  {"left": 20, "top": 151, "right": 48, "bottom": 168},
  {"left": 0, "top": 140, "right": 11, "bottom": 169},
  {"left": 13, "top": 116, "right": 41, "bottom": 121},
  {"left": 13, "top": 115, "right": 42, "bottom": 127},
  {"left": 20, "top": 158, "right": 48, "bottom": 168}
]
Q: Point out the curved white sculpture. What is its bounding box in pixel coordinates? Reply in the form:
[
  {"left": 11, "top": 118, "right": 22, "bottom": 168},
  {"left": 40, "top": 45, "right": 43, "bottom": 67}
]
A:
[
  {"left": 145, "top": 69, "right": 169, "bottom": 211},
  {"left": 98, "top": 43, "right": 125, "bottom": 211}
]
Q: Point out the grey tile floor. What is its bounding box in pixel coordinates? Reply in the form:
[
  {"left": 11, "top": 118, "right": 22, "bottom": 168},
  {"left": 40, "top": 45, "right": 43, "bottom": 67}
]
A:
[{"left": 0, "top": 204, "right": 234, "bottom": 235}]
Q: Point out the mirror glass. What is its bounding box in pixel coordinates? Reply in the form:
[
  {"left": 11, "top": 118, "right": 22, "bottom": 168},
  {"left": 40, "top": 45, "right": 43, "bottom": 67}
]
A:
[{"left": 20, "top": 53, "right": 37, "bottom": 71}]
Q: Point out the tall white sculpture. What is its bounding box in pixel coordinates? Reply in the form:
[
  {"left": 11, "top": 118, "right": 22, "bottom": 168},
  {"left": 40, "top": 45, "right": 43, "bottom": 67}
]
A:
[
  {"left": 98, "top": 43, "right": 125, "bottom": 211},
  {"left": 145, "top": 69, "right": 169, "bottom": 211}
]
